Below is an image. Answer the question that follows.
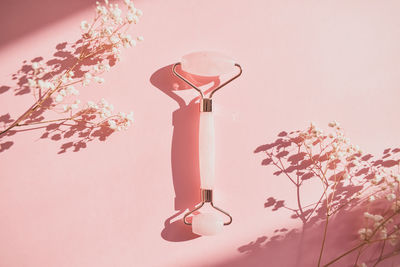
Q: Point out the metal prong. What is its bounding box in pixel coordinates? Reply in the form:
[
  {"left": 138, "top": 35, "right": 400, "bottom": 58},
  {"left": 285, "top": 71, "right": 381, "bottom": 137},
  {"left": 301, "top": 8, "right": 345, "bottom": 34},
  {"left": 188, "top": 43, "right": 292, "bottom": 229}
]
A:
[
  {"left": 172, "top": 63, "right": 204, "bottom": 98},
  {"left": 172, "top": 62, "right": 242, "bottom": 99},
  {"left": 211, "top": 202, "right": 233, "bottom": 225},
  {"left": 209, "top": 63, "right": 242, "bottom": 98},
  {"left": 183, "top": 201, "right": 233, "bottom": 226}
]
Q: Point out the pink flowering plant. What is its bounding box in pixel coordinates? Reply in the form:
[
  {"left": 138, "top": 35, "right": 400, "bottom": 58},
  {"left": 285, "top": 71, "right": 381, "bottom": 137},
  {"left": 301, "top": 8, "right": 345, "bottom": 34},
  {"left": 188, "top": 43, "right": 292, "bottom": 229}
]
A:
[
  {"left": 0, "top": 0, "right": 142, "bottom": 152},
  {"left": 254, "top": 122, "right": 400, "bottom": 266}
]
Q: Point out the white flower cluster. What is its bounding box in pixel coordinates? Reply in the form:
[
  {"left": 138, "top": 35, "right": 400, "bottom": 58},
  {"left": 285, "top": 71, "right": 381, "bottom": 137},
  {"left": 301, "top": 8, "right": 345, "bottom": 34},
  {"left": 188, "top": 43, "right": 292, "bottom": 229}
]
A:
[
  {"left": 27, "top": 62, "right": 57, "bottom": 92},
  {"left": 358, "top": 228, "right": 373, "bottom": 241},
  {"left": 22, "top": 0, "right": 142, "bottom": 133},
  {"left": 80, "top": 0, "right": 144, "bottom": 62},
  {"left": 364, "top": 212, "right": 383, "bottom": 222},
  {"left": 108, "top": 110, "right": 134, "bottom": 131},
  {"left": 86, "top": 99, "right": 133, "bottom": 131},
  {"left": 300, "top": 121, "right": 364, "bottom": 183},
  {"left": 56, "top": 85, "right": 80, "bottom": 102}
]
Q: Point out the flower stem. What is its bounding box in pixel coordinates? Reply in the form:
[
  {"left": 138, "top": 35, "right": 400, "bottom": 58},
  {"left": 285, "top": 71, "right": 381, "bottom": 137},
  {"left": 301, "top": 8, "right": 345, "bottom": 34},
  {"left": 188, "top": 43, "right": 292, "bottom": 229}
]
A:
[
  {"left": 323, "top": 242, "right": 366, "bottom": 267},
  {"left": 318, "top": 213, "right": 329, "bottom": 266}
]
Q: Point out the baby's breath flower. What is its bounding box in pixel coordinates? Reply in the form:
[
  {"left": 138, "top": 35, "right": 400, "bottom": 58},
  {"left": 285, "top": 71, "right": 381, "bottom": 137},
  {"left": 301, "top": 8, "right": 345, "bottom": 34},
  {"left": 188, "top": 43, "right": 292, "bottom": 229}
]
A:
[
  {"left": 97, "top": 5, "right": 108, "bottom": 15},
  {"left": 126, "top": 12, "right": 135, "bottom": 23},
  {"left": 328, "top": 121, "right": 337, "bottom": 128},
  {"left": 101, "top": 98, "right": 108, "bottom": 106},
  {"left": 358, "top": 228, "right": 372, "bottom": 240},
  {"left": 364, "top": 212, "right": 374, "bottom": 220},
  {"left": 108, "top": 119, "right": 117, "bottom": 130},
  {"left": 67, "top": 86, "right": 79, "bottom": 96},
  {"left": 392, "top": 200, "right": 400, "bottom": 212},
  {"left": 380, "top": 228, "right": 387, "bottom": 239},
  {"left": 69, "top": 100, "right": 80, "bottom": 110},
  {"left": 136, "top": 9, "right": 143, "bottom": 17},
  {"left": 32, "top": 62, "right": 40, "bottom": 70},
  {"left": 127, "top": 111, "right": 133, "bottom": 122},
  {"left": 110, "top": 35, "right": 120, "bottom": 44},
  {"left": 80, "top": 20, "right": 89, "bottom": 31},
  {"left": 59, "top": 89, "right": 67, "bottom": 96},
  {"left": 373, "top": 214, "right": 383, "bottom": 222},
  {"left": 93, "top": 77, "right": 105, "bottom": 84},
  {"left": 82, "top": 73, "right": 92, "bottom": 86},
  {"left": 128, "top": 2, "right": 135, "bottom": 11},
  {"left": 119, "top": 111, "right": 127, "bottom": 119},
  {"left": 60, "top": 75, "right": 68, "bottom": 84},
  {"left": 84, "top": 73, "right": 92, "bottom": 80},
  {"left": 55, "top": 94, "right": 63, "bottom": 103},
  {"left": 111, "top": 6, "right": 122, "bottom": 17},
  {"left": 28, "top": 79, "right": 36, "bottom": 87},
  {"left": 87, "top": 101, "right": 97, "bottom": 109}
]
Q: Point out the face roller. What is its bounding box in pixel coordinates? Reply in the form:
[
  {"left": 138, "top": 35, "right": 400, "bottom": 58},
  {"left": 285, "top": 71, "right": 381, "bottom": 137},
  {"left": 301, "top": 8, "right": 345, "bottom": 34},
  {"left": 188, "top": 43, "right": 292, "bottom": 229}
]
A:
[{"left": 172, "top": 51, "right": 242, "bottom": 235}]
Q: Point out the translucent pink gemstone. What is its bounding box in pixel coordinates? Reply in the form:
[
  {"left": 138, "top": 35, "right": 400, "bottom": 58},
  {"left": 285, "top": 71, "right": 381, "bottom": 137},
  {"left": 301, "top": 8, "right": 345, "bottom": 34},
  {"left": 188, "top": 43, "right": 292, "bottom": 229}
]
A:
[
  {"left": 181, "top": 51, "right": 235, "bottom": 76},
  {"left": 192, "top": 213, "right": 223, "bottom": 236}
]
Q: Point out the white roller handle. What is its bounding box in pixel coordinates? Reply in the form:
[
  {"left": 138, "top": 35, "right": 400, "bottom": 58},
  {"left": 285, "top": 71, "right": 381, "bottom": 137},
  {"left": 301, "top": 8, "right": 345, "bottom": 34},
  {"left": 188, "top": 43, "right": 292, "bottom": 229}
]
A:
[{"left": 199, "top": 112, "right": 215, "bottom": 189}]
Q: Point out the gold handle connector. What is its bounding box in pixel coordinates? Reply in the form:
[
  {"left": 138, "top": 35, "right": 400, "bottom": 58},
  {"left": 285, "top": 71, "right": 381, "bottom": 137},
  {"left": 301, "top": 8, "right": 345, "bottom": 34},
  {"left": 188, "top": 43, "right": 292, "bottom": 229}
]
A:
[
  {"left": 183, "top": 189, "right": 233, "bottom": 226},
  {"left": 200, "top": 98, "right": 212, "bottom": 112}
]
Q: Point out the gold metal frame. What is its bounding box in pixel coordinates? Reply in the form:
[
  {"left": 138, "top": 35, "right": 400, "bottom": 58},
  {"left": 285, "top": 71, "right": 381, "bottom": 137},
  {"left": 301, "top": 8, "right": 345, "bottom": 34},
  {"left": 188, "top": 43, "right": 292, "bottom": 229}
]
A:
[
  {"left": 183, "top": 189, "right": 233, "bottom": 226},
  {"left": 172, "top": 63, "right": 242, "bottom": 99}
]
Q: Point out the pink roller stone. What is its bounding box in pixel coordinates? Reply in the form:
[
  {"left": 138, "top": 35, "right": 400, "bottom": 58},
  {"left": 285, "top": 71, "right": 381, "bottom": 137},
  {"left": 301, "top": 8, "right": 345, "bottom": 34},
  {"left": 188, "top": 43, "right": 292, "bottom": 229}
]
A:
[
  {"left": 192, "top": 213, "right": 224, "bottom": 236},
  {"left": 181, "top": 51, "right": 236, "bottom": 76}
]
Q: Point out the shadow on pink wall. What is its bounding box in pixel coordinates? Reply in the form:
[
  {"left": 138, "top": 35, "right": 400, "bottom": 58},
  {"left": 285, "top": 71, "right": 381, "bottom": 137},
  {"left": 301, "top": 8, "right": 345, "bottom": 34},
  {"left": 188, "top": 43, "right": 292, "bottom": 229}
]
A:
[
  {"left": 150, "top": 64, "right": 220, "bottom": 241},
  {"left": 212, "top": 131, "right": 400, "bottom": 266},
  {"left": 0, "top": 0, "right": 94, "bottom": 49}
]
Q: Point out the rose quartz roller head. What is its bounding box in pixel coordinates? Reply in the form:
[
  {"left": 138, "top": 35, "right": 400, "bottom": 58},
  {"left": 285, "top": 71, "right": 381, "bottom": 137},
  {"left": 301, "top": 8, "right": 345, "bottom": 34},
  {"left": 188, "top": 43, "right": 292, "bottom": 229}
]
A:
[{"left": 172, "top": 51, "right": 242, "bottom": 236}]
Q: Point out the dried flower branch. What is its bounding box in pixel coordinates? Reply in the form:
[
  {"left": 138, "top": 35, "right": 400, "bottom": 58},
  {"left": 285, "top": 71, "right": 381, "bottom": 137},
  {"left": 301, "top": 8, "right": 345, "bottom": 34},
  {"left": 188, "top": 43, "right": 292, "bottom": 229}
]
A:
[
  {"left": 0, "top": 0, "right": 143, "bottom": 141},
  {"left": 254, "top": 122, "right": 400, "bottom": 266}
]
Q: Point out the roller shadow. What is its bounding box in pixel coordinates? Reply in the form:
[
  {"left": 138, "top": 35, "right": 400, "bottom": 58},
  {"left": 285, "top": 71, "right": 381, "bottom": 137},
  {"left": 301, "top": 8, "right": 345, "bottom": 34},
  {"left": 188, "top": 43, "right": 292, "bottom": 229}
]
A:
[{"left": 150, "top": 64, "right": 220, "bottom": 241}]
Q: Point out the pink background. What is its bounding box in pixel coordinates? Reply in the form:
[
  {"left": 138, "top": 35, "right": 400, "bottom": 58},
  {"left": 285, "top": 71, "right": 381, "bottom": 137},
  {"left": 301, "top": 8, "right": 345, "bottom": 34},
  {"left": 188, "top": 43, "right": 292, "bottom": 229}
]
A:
[{"left": 1, "top": 0, "right": 400, "bottom": 266}]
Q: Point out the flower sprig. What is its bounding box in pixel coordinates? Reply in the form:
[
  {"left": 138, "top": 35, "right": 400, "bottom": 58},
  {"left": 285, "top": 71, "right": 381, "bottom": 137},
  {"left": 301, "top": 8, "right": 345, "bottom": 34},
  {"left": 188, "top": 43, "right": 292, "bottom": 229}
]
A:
[
  {"left": 255, "top": 122, "right": 400, "bottom": 266},
  {"left": 0, "top": 0, "right": 143, "bottom": 138}
]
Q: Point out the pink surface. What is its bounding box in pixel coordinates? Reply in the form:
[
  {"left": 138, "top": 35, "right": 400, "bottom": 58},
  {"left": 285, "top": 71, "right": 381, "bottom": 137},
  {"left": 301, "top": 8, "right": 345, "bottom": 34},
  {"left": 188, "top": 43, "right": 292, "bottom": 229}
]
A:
[{"left": 1, "top": 0, "right": 400, "bottom": 266}]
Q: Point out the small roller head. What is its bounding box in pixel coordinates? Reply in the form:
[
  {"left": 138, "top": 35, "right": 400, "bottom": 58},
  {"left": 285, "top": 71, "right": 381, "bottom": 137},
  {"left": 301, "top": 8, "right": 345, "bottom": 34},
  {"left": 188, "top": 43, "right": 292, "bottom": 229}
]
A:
[
  {"left": 192, "top": 213, "right": 223, "bottom": 236},
  {"left": 181, "top": 51, "right": 236, "bottom": 77}
]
